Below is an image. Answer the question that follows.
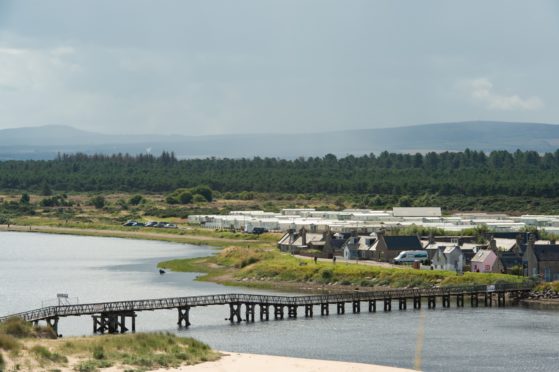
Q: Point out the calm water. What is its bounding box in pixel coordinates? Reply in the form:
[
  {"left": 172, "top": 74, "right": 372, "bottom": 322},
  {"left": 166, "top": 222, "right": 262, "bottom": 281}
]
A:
[{"left": 1, "top": 231, "right": 558, "bottom": 371}]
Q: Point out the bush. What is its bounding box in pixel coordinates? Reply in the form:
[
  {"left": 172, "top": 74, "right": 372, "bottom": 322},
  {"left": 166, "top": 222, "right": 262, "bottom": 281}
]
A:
[
  {"left": 0, "top": 317, "right": 34, "bottom": 338},
  {"left": 192, "top": 194, "right": 206, "bottom": 203},
  {"left": 165, "top": 195, "right": 179, "bottom": 204},
  {"left": 92, "top": 345, "right": 105, "bottom": 360},
  {"left": 128, "top": 194, "right": 145, "bottom": 206},
  {"left": 31, "top": 345, "right": 68, "bottom": 363},
  {"left": 20, "top": 193, "right": 30, "bottom": 204},
  {"left": 191, "top": 186, "right": 213, "bottom": 202},
  {"left": 178, "top": 191, "right": 193, "bottom": 204},
  {"left": 0, "top": 333, "right": 20, "bottom": 351},
  {"left": 89, "top": 196, "right": 106, "bottom": 209}
]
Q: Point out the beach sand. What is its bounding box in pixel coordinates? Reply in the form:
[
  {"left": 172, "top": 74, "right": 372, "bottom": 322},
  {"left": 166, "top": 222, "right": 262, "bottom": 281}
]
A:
[{"left": 165, "top": 352, "right": 415, "bottom": 372}]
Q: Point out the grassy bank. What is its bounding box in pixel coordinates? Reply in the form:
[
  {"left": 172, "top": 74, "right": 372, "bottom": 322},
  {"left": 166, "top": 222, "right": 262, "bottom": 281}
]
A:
[
  {"left": 0, "top": 317, "right": 219, "bottom": 371},
  {"left": 2, "top": 222, "right": 279, "bottom": 248},
  {"left": 158, "top": 246, "right": 530, "bottom": 292}
]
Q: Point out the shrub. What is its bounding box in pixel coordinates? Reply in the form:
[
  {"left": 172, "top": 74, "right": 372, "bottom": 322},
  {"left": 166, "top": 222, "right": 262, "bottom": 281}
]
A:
[
  {"left": 321, "top": 269, "right": 333, "bottom": 281},
  {"left": 92, "top": 345, "right": 105, "bottom": 360},
  {"left": 128, "top": 194, "right": 145, "bottom": 206},
  {"left": 89, "top": 196, "right": 106, "bottom": 209},
  {"left": 20, "top": 193, "right": 30, "bottom": 204},
  {"left": 0, "top": 317, "right": 33, "bottom": 338},
  {"left": 165, "top": 195, "right": 179, "bottom": 204},
  {"left": 191, "top": 186, "right": 213, "bottom": 202},
  {"left": 31, "top": 345, "right": 68, "bottom": 363},
  {"left": 0, "top": 333, "right": 20, "bottom": 351},
  {"left": 178, "top": 191, "right": 193, "bottom": 204},
  {"left": 192, "top": 194, "right": 206, "bottom": 203}
]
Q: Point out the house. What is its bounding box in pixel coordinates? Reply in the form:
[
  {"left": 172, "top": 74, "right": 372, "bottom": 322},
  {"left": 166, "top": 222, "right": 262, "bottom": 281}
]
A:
[
  {"left": 348, "top": 231, "right": 423, "bottom": 262},
  {"left": 489, "top": 237, "right": 523, "bottom": 272},
  {"left": 277, "top": 227, "right": 324, "bottom": 253},
  {"left": 342, "top": 235, "right": 375, "bottom": 260},
  {"left": 523, "top": 237, "right": 559, "bottom": 281},
  {"left": 277, "top": 228, "right": 350, "bottom": 257},
  {"left": 432, "top": 246, "right": 464, "bottom": 272},
  {"left": 422, "top": 236, "right": 481, "bottom": 266},
  {"left": 471, "top": 249, "right": 503, "bottom": 273}
]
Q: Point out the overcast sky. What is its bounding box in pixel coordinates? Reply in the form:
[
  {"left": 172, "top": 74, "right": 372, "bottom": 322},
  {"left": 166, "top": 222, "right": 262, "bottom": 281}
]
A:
[{"left": 0, "top": 0, "right": 558, "bottom": 135}]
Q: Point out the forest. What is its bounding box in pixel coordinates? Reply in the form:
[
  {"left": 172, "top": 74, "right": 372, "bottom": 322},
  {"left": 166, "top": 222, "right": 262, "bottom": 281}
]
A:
[
  {"left": 0, "top": 150, "right": 558, "bottom": 198},
  {"left": 0, "top": 149, "right": 558, "bottom": 196}
]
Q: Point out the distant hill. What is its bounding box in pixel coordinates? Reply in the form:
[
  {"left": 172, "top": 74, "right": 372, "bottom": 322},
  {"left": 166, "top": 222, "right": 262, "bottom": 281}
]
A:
[{"left": 1, "top": 121, "right": 559, "bottom": 160}]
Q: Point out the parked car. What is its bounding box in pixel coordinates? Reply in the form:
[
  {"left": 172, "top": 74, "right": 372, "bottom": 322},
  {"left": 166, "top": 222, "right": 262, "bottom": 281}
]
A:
[
  {"left": 393, "top": 250, "right": 428, "bottom": 264},
  {"left": 145, "top": 221, "right": 158, "bottom": 227}
]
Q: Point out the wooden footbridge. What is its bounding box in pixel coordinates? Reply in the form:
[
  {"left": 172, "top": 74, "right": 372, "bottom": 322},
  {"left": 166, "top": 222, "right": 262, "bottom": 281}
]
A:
[{"left": 0, "top": 283, "right": 532, "bottom": 335}]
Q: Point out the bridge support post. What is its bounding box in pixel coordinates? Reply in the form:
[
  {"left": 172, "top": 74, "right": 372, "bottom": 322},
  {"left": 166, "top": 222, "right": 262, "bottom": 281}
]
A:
[
  {"left": 399, "top": 298, "right": 407, "bottom": 310},
  {"left": 484, "top": 293, "right": 492, "bottom": 307},
  {"left": 368, "top": 300, "right": 376, "bottom": 313},
  {"left": 413, "top": 296, "right": 421, "bottom": 309},
  {"left": 384, "top": 298, "right": 391, "bottom": 312},
  {"left": 46, "top": 317, "right": 59, "bottom": 336},
  {"left": 337, "top": 302, "right": 345, "bottom": 314},
  {"left": 288, "top": 305, "right": 297, "bottom": 319},
  {"left": 245, "top": 303, "right": 255, "bottom": 322},
  {"left": 456, "top": 294, "right": 464, "bottom": 307},
  {"left": 498, "top": 292, "right": 505, "bottom": 307},
  {"left": 305, "top": 305, "right": 313, "bottom": 317},
  {"left": 428, "top": 296, "right": 436, "bottom": 309},
  {"left": 229, "top": 303, "right": 242, "bottom": 323},
  {"left": 93, "top": 312, "right": 135, "bottom": 334},
  {"left": 471, "top": 293, "right": 479, "bottom": 307},
  {"left": 320, "top": 303, "right": 329, "bottom": 316},
  {"left": 177, "top": 306, "right": 191, "bottom": 327},
  {"left": 442, "top": 294, "right": 450, "bottom": 308},
  {"left": 274, "top": 305, "right": 284, "bottom": 320},
  {"left": 259, "top": 304, "right": 269, "bottom": 321},
  {"left": 352, "top": 301, "right": 360, "bottom": 313}
]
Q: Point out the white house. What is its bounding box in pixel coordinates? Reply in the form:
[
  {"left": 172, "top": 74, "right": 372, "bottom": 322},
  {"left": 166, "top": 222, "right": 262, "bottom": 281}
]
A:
[{"left": 431, "top": 246, "right": 464, "bottom": 272}]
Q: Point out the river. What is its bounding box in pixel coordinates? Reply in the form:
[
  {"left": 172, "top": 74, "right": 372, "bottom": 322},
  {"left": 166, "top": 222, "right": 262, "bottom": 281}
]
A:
[{"left": 1, "top": 231, "right": 558, "bottom": 371}]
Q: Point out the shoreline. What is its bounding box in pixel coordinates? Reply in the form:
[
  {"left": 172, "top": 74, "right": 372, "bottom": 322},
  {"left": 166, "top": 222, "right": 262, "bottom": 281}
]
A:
[
  {"left": 159, "top": 352, "right": 416, "bottom": 372},
  {"left": 0, "top": 224, "right": 262, "bottom": 247}
]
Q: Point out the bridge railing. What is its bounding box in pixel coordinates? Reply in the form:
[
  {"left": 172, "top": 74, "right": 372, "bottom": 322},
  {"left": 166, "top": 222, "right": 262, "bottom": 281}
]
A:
[{"left": 0, "top": 282, "right": 534, "bottom": 323}]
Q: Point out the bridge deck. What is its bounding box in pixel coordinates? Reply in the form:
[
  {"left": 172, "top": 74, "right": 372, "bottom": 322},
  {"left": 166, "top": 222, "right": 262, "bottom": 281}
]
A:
[{"left": 0, "top": 283, "right": 532, "bottom": 323}]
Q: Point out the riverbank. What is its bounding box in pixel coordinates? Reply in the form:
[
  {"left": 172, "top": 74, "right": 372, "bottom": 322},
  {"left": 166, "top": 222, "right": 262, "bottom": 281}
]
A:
[
  {"left": 0, "top": 223, "right": 277, "bottom": 248},
  {"left": 1, "top": 223, "right": 534, "bottom": 293},
  {"left": 158, "top": 246, "right": 531, "bottom": 293}
]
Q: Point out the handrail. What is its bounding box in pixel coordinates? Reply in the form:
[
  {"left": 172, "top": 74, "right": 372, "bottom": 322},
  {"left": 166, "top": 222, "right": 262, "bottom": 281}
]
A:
[{"left": 0, "top": 283, "right": 533, "bottom": 323}]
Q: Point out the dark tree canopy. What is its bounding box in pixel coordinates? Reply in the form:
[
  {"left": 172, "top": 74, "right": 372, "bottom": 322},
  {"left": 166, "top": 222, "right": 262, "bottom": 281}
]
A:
[{"left": 0, "top": 150, "right": 558, "bottom": 198}]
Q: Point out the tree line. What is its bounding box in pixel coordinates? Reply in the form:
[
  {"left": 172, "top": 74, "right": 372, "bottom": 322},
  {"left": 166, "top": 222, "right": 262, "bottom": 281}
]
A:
[{"left": 1, "top": 150, "right": 559, "bottom": 197}]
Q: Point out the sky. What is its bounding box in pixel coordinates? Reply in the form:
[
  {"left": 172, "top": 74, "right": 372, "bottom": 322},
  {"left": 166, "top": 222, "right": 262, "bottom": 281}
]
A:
[{"left": 0, "top": 0, "right": 558, "bottom": 135}]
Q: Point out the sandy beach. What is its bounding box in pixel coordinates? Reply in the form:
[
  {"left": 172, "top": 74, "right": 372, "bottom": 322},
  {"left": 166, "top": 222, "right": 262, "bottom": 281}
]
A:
[{"left": 170, "top": 352, "right": 415, "bottom": 372}]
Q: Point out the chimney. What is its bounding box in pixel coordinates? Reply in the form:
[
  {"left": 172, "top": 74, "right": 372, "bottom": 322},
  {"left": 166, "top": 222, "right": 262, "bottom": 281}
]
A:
[
  {"left": 300, "top": 227, "right": 307, "bottom": 246},
  {"left": 489, "top": 237, "right": 497, "bottom": 253}
]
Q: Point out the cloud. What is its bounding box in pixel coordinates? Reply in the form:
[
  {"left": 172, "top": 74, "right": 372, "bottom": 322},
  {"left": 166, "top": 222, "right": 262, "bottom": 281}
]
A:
[{"left": 467, "top": 78, "right": 544, "bottom": 111}]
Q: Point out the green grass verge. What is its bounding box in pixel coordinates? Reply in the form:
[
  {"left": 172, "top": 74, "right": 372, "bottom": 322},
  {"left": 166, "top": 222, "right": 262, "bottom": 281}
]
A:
[{"left": 159, "top": 246, "right": 530, "bottom": 289}]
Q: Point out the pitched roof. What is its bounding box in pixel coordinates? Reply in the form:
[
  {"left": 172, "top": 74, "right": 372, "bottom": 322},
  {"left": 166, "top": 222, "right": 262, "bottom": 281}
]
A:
[
  {"left": 493, "top": 238, "right": 517, "bottom": 252},
  {"left": 471, "top": 249, "right": 496, "bottom": 263},
  {"left": 383, "top": 236, "right": 423, "bottom": 251},
  {"left": 533, "top": 245, "right": 559, "bottom": 261}
]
